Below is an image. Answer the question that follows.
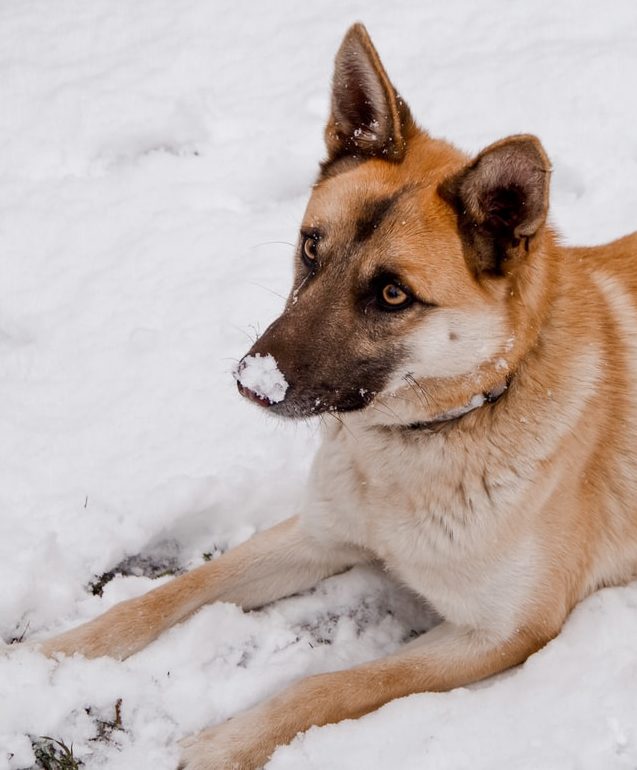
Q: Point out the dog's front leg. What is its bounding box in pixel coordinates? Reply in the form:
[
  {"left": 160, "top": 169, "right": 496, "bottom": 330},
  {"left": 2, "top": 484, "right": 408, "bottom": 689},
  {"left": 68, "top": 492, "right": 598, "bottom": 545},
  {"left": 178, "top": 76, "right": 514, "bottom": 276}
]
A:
[
  {"left": 178, "top": 619, "right": 559, "bottom": 770},
  {"left": 36, "top": 515, "right": 365, "bottom": 660}
]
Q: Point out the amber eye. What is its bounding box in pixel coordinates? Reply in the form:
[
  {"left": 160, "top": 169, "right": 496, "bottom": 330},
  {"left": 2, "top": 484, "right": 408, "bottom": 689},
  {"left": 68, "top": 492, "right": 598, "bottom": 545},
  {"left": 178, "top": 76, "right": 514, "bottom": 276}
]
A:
[
  {"left": 378, "top": 282, "right": 412, "bottom": 310},
  {"left": 301, "top": 235, "right": 319, "bottom": 267}
]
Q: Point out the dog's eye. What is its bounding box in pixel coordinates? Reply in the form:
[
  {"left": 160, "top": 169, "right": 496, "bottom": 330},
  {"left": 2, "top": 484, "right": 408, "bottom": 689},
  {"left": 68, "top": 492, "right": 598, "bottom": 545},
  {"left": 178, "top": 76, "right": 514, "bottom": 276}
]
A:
[
  {"left": 301, "top": 235, "right": 319, "bottom": 268},
  {"left": 378, "top": 282, "right": 413, "bottom": 311}
]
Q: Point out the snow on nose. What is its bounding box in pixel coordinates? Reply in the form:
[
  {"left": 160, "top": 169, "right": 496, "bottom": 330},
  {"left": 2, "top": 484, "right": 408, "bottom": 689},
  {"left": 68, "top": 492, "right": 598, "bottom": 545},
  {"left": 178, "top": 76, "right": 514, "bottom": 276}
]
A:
[{"left": 233, "top": 353, "right": 289, "bottom": 405}]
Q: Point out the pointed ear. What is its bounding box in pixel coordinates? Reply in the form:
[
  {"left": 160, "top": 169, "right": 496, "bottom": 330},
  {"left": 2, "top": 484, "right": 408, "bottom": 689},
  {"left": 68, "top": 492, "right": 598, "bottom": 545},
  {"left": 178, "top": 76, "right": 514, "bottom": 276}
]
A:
[
  {"left": 324, "top": 23, "right": 414, "bottom": 164},
  {"left": 439, "top": 135, "right": 551, "bottom": 276}
]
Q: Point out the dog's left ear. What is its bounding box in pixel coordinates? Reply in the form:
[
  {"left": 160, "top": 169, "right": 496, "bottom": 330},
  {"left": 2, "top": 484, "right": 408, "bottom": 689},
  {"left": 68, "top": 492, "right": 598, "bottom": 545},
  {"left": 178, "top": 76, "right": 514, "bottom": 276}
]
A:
[
  {"left": 324, "top": 23, "right": 413, "bottom": 164},
  {"left": 439, "top": 135, "right": 551, "bottom": 277}
]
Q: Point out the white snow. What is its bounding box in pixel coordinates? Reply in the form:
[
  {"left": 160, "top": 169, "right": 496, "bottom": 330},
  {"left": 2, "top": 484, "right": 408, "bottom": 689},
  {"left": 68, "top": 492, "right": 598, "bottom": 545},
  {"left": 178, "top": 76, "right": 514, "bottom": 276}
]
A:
[
  {"left": 0, "top": 2, "right": 636, "bottom": 769},
  {"left": 234, "top": 354, "right": 288, "bottom": 404}
]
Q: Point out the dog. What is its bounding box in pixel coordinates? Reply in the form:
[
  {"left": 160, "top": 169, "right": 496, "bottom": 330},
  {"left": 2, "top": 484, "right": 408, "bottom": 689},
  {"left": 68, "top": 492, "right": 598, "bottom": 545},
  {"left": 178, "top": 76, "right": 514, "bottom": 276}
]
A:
[{"left": 35, "top": 22, "right": 637, "bottom": 770}]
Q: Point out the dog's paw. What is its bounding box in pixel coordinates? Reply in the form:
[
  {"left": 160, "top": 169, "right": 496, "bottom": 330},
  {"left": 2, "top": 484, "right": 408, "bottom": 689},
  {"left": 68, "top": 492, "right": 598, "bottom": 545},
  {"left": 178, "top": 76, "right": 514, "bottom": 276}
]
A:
[
  {"left": 37, "top": 635, "right": 84, "bottom": 659},
  {"left": 178, "top": 737, "right": 241, "bottom": 770},
  {"left": 1, "top": 625, "right": 113, "bottom": 661},
  {"left": 0, "top": 637, "right": 84, "bottom": 664},
  {"left": 177, "top": 724, "right": 269, "bottom": 770},
  {"left": 34, "top": 620, "right": 132, "bottom": 660}
]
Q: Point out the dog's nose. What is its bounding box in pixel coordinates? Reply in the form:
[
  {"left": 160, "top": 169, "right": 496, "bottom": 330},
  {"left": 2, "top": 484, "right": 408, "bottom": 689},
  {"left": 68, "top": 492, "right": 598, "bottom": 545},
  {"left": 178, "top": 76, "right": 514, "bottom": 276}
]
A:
[{"left": 233, "top": 353, "right": 289, "bottom": 407}]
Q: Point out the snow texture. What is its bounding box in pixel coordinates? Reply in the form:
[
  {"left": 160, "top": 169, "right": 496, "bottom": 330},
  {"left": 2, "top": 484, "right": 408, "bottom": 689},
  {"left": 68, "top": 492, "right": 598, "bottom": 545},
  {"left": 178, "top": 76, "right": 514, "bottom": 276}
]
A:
[
  {"left": 1, "top": 1, "right": 636, "bottom": 769},
  {"left": 234, "top": 355, "right": 288, "bottom": 403}
]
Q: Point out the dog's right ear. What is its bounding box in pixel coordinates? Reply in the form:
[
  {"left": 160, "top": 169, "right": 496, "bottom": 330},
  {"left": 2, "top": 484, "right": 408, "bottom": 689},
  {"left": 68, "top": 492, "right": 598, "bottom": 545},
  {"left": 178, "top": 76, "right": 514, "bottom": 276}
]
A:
[{"left": 324, "top": 23, "right": 413, "bottom": 165}]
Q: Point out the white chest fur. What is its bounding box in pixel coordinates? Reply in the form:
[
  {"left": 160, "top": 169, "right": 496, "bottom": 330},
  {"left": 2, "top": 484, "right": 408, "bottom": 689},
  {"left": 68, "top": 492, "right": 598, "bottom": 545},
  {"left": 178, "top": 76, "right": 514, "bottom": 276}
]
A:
[{"left": 300, "top": 419, "right": 543, "bottom": 638}]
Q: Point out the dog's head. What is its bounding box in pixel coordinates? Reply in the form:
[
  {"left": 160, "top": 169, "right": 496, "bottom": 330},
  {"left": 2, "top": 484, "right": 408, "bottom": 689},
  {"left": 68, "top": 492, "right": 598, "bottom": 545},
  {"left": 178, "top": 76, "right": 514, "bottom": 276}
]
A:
[{"left": 235, "top": 24, "right": 552, "bottom": 424}]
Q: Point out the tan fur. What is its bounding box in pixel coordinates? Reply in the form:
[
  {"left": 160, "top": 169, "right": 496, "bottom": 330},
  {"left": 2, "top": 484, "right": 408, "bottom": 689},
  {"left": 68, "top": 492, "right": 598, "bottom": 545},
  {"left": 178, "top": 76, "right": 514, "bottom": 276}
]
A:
[{"left": 31, "top": 23, "right": 637, "bottom": 770}]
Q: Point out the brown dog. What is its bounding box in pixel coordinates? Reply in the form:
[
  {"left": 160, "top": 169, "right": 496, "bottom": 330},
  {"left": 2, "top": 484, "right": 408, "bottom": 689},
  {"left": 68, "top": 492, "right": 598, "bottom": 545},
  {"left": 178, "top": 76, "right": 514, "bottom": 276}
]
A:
[{"left": 37, "top": 23, "right": 637, "bottom": 770}]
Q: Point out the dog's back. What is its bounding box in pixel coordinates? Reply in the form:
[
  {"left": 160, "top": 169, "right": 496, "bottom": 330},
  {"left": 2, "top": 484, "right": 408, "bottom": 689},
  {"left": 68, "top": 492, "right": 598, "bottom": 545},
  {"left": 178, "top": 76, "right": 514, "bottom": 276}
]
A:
[{"left": 559, "top": 231, "right": 637, "bottom": 593}]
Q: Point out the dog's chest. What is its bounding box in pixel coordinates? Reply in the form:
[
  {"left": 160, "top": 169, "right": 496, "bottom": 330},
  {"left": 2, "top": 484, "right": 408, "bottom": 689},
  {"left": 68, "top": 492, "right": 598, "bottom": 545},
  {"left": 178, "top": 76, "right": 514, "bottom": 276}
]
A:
[
  {"left": 303, "top": 424, "right": 535, "bottom": 632},
  {"left": 307, "top": 425, "right": 492, "bottom": 552}
]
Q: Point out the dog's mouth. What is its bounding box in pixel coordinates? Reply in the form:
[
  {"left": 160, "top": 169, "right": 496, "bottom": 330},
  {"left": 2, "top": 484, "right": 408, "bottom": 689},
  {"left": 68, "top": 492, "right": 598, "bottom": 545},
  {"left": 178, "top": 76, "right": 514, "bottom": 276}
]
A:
[
  {"left": 236, "top": 381, "right": 272, "bottom": 408},
  {"left": 236, "top": 378, "right": 376, "bottom": 417}
]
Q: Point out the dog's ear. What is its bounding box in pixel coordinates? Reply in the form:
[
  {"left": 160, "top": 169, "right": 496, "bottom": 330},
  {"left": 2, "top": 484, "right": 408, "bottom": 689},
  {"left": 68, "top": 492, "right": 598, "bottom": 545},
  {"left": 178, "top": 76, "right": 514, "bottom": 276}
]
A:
[
  {"left": 324, "top": 23, "right": 413, "bottom": 164},
  {"left": 439, "top": 135, "right": 551, "bottom": 277}
]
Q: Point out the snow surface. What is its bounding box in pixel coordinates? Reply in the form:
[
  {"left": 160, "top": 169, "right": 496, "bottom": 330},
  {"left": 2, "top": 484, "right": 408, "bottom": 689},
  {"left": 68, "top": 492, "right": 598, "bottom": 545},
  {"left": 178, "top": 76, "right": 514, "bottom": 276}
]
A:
[
  {"left": 1, "top": 1, "right": 636, "bottom": 768},
  {"left": 234, "top": 354, "right": 288, "bottom": 404}
]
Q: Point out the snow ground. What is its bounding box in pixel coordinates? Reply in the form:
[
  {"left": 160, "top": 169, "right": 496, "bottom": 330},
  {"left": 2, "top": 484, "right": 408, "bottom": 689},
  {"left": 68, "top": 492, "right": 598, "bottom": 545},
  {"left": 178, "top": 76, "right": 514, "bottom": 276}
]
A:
[{"left": 1, "top": 1, "right": 636, "bottom": 768}]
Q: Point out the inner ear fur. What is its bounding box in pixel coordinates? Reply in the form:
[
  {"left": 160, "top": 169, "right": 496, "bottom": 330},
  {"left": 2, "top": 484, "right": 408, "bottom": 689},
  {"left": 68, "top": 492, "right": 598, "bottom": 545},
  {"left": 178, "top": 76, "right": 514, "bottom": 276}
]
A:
[
  {"left": 324, "top": 23, "right": 414, "bottom": 165},
  {"left": 439, "top": 135, "right": 551, "bottom": 276}
]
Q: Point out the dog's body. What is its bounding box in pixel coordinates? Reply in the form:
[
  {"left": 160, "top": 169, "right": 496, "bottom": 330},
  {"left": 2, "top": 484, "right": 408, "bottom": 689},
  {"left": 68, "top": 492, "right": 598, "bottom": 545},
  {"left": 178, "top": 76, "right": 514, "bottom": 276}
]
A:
[{"left": 36, "top": 24, "right": 637, "bottom": 770}]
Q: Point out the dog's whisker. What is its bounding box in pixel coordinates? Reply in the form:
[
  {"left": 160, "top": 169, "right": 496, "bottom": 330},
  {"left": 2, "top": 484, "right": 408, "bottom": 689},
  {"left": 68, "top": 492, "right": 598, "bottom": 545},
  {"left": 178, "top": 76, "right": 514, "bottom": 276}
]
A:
[
  {"left": 402, "top": 374, "right": 426, "bottom": 409},
  {"left": 253, "top": 240, "right": 296, "bottom": 249},
  {"left": 327, "top": 410, "right": 357, "bottom": 440},
  {"left": 404, "top": 373, "right": 432, "bottom": 411},
  {"left": 372, "top": 397, "right": 403, "bottom": 422},
  {"left": 231, "top": 324, "right": 258, "bottom": 344},
  {"left": 247, "top": 323, "right": 261, "bottom": 342},
  {"left": 294, "top": 272, "right": 312, "bottom": 295},
  {"left": 368, "top": 403, "right": 400, "bottom": 422},
  {"left": 248, "top": 282, "right": 287, "bottom": 301}
]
